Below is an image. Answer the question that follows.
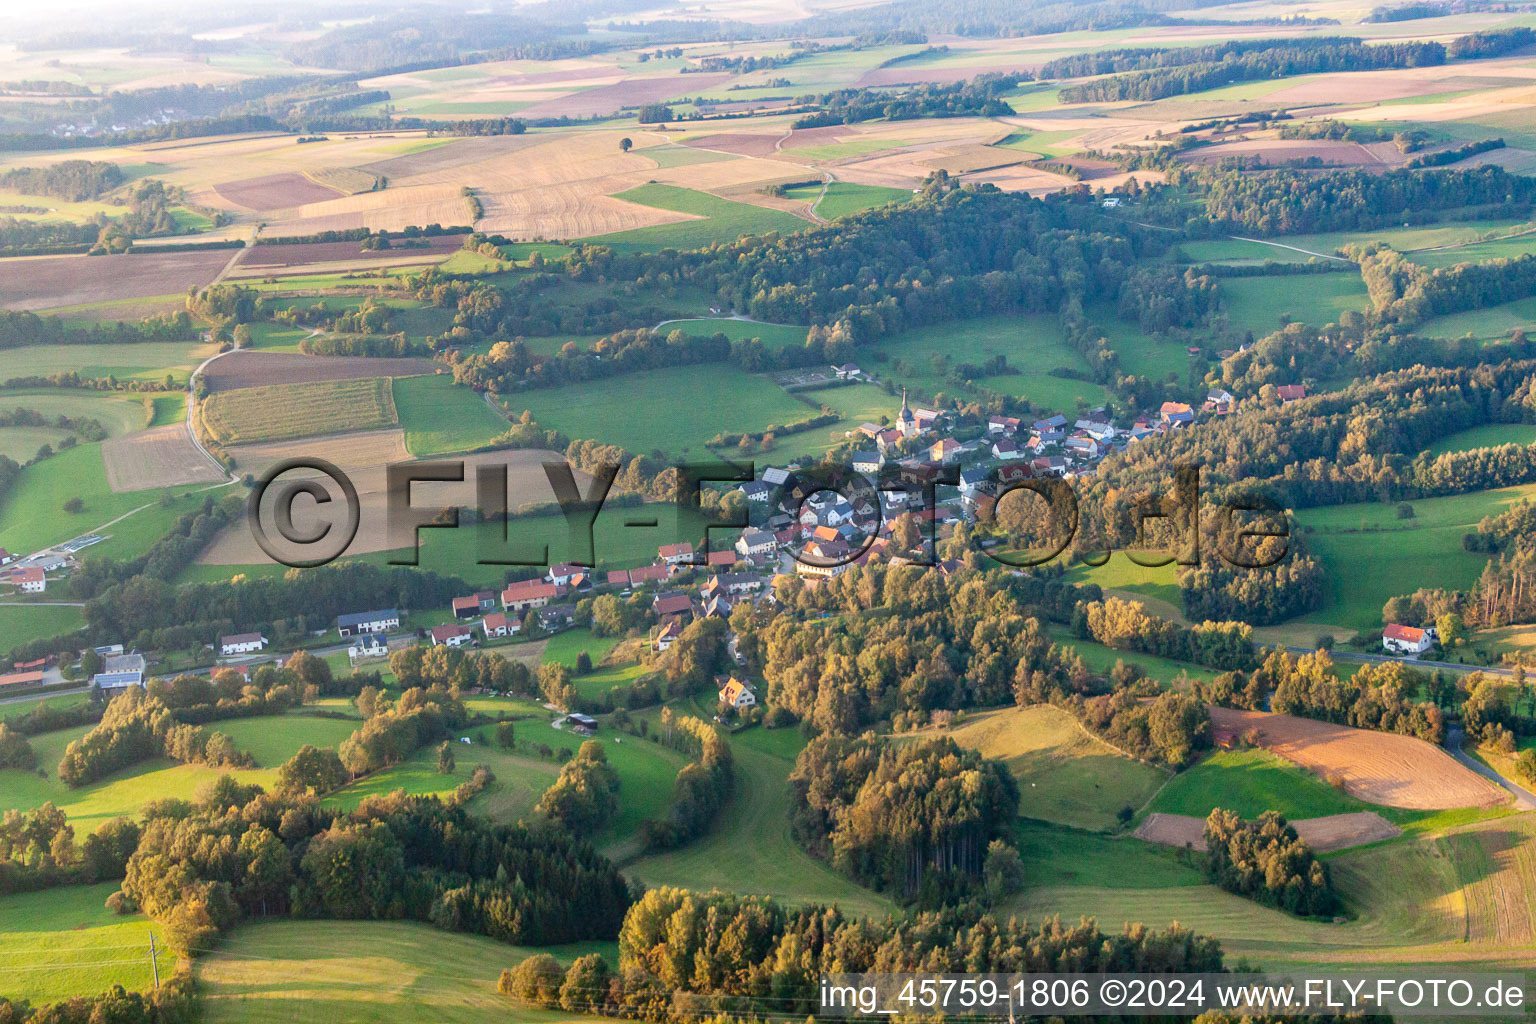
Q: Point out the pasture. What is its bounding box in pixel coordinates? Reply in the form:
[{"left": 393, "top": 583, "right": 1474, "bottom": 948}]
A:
[
  {"left": 0, "top": 389, "right": 166, "bottom": 437},
  {"left": 1424, "top": 424, "right": 1536, "bottom": 458},
  {"left": 197, "top": 919, "right": 613, "bottom": 1024},
  {"left": 1217, "top": 272, "right": 1369, "bottom": 334},
  {"left": 942, "top": 705, "right": 1169, "bottom": 832},
  {"left": 0, "top": 339, "right": 211, "bottom": 383},
  {"left": 1086, "top": 302, "right": 1200, "bottom": 381},
  {"left": 393, "top": 374, "right": 512, "bottom": 456},
  {"left": 209, "top": 713, "right": 362, "bottom": 768},
  {"left": 782, "top": 181, "right": 911, "bottom": 220},
  {"left": 1292, "top": 482, "right": 1536, "bottom": 630},
  {"left": 0, "top": 424, "right": 72, "bottom": 462},
  {"left": 0, "top": 603, "right": 86, "bottom": 652},
  {"left": 658, "top": 317, "right": 808, "bottom": 350},
  {"left": 503, "top": 364, "right": 813, "bottom": 458},
  {"left": 584, "top": 184, "right": 807, "bottom": 254},
  {"left": 1148, "top": 748, "right": 1370, "bottom": 821},
  {"left": 0, "top": 883, "right": 162, "bottom": 1005},
  {"left": 1417, "top": 295, "right": 1536, "bottom": 343},
  {"left": 200, "top": 377, "right": 399, "bottom": 445},
  {"left": 874, "top": 314, "right": 1108, "bottom": 414}
]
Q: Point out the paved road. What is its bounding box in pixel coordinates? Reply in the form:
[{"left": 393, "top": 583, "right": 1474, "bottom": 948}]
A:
[
  {"left": 1282, "top": 646, "right": 1514, "bottom": 677},
  {"left": 1448, "top": 727, "right": 1536, "bottom": 811}
]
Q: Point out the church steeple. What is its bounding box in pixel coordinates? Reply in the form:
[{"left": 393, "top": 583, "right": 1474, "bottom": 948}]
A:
[{"left": 897, "top": 386, "right": 915, "bottom": 437}]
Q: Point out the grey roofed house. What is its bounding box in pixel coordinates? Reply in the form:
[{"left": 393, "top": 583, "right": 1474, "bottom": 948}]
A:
[
  {"left": 740, "top": 480, "right": 773, "bottom": 501},
  {"left": 337, "top": 609, "right": 400, "bottom": 635},
  {"left": 761, "top": 467, "right": 791, "bottom": 486},
  {"left": 93, "top": 652, "right": 146, "bottom": 692}
]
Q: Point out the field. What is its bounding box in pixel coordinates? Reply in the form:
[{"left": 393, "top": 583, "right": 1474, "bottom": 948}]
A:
[
  {"left": 1425, "top": 424, "right": 1536, "bottom": 458},
  {"left": 1149, "top": 748, "right": 1374, "bottom": 821},
  {"left": 214, "top": 171, "right": 344, "bottom": 209},
  {"left": 0, "top": 602, "right": 85, "bottom": 651},
  {"left": 1292, "top": 482, "right": 1536, "bottom": 630},
  {"left": 200, "top": 377, "right": 399, "bottom": 445},
  {"left": 583, "top": 184, "right": 807, "bottom": 254},
  {"left": 1208, "top": 708, "right": 1508, "bottom": 810},
  {"left": 0, "top": 883, "right": 163, "bottom": 1004},
  {"left": 198, "top": 919, "right": 612, "bottom": 1024},
  {"left": 941, "top": 705, "right": 1169, "bottom": 832},
  {"left": 658, "top": 317, "right": 807, "bottom": 350},
  {"left": 0, "top": 389, "right": 166, "bottom": 437},
  {"left": 200, "top": 352, "right": 436, "bottom": 392},
  {"left": 1417, "top": 295, "right": 1536, "bottom": 343},
  {"left": 0, "top": 424, "right": 72, "bottom": 462},
  {"left": 1134, "top": 810, "right": 1401, "bottom": 853},
  {"left": 782, "top": 181, "right": 911, "bottom": 220},
  {"left": 210, "top": 713, "right": 363, "bottom": 767},
  {"left": 1086, "top": 302, "right": 1200, "bottom": 382},
  {"left": 101, "top": 424, "right": 226, "bottom": 491},
  {"left": 504, "top": 364, "right": 813, "bottom": 458},
  {"left": 0, "top": 250, "right": 232, "bottom": 314},
  {"left": 0, "top": 339, "right": 212, "bottom": 382},
  {"left": 393, "top": 374, "right": 512, "bottom": 457},
  {"left": 1218, "top": 272, "right": 1370, "bottom": 334},
  {"left": 873, "top": 314, "right": 1108, "bottom": 413}
]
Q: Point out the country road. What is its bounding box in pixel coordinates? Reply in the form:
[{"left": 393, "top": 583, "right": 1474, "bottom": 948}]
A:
[{"left": 1448, "top": 727, "right": 1536, "bottom": 811}]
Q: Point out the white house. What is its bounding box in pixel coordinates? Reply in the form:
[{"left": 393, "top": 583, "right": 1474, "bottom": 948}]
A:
[
  {"left": 717, "top": 676, "right": 757, "bottom": 711},
  {"left": 337, "top": 609, "right": 399, "bottom": 637},
  {"left": 832, "top": 362, "right": 861, "bottom": 380},
  {"left": 658, "top": 542, "right": 695, "bottom": 565},
  {"left": 348, "top": 634, "right": 389, "bottom": 663},
  {"left": 482, "top": 612, "right": 516, "bottom": 639},
  {"left": 546, "top": 563, "right": 583, "bottom": 586},
  {"left": 992, "top": 437, "right": 1025, "bottom": 461},
  {"left": 13, "top": 567, "right": 45, "bottom": 593},
  {"left": 1383, "top": 624, "right": 1436, "bottom": 657},
  {"left": 502, "top": 579, "right": 562, "bottom": 611},
  {"left": 849, "top": 451, "right": 881, "bottom": 475},
  {"left": 653, "top": 618, "right": 683, "bottom": 651},
  {"left": 736, "top": 528, "right": 777, "bottom": 558},
  {"left": 219, "top": 633, "right": 267, "bottom": 657},
  {"left": 430, "top": 624, "right": 475, "bottom": 648}
]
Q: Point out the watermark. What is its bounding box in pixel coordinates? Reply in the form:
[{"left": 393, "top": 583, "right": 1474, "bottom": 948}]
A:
[
  {"left": 246, "top": 457, "right": 1289, "bottom": 571},
  {"left": 818, "top": 972, "right": 1528, "bottom": 1017}
]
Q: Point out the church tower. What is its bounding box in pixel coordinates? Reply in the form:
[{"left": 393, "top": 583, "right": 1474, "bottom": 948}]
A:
[{"left": 897, "top": 387, "right": 916, "bottom": 438}]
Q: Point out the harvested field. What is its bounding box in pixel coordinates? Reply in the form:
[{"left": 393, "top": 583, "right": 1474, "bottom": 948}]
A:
[
  {"left": 1209, "top": 707, "right": 1509, "bottom": 810},
  {"left": 1135, "top": 810, "right": 1402, "bottom": 853},
  {"left": 214, "top": 172, "right": 344, "bottom": 210},
  {"left": 856, "top": 62, "right": 1040, "bottom": 88},
  {"left": 262, "top": 183, "right": 472, "bottom": 238},
  {"left": 915, "top": 143, "right": 1024, "bottom": 174},
  {"left": 681, "top": 133, "right": 783, "bottom": 158},
  {"left": 515, "top": 74, "right": 729, "bottom": 118},
  {"left": 1181, "top": 138, "right": 1399, "bottom": 168},
  {"left": 357, "top": 135, "right": 549, "bottom": 180},
  {"left": 197, "top": 436, "right": 579, "bottom": 564},
  {"left": 1267, "top": 72, "right": 1525, "bottom": 107},
  {"left": 101, "top": 425, "right": 225, "bottom": 492},
  {"left": 0, "top": 250, "right": 231, "bottom": 312},
  {"left": 648, "top": 155, "right": 801, "bottom": 192},
  {"left": 778, "top": 125, "right": 849, "bottom": 150},
  {"left": 241, "top": 234, "right": 465, "bottom": 270},
  {"left": 306, "top": 168, "right": 383, "bottom": 195},
  {"left": 200, "top": 351, "right": 437, "bottom": 393},
  {"left": 200, "top": 377, "right": 397, "bottom": 445}
]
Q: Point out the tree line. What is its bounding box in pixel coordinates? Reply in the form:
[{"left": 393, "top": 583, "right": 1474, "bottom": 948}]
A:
[
  {"left": 1203, "top": 809, "right": 1337, "bottom": 916},
  {"left": 640, "top": 710, "right": 733, "bottom": 851}
]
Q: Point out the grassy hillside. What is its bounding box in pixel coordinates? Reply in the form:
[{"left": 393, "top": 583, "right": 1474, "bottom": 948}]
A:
[
  {"left": 393, "top": 373, "right": 511, "bottom": 457},
  {"left": 1148, "top": 748, "right": 1368, "bottom": 821},
  {"left": 0, "top": 883, "right": 162, "bottom": 1004},
  {"left": 586, "top": 185, "right": 806, "bottom": 255}
]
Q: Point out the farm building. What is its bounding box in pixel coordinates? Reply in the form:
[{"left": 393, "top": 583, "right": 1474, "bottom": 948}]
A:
[
  {"left": 627, "top": 563, "right": 672, "bottom": 586},
  {"left": 430, "top": 624, "right": 476, "bottom": 648},
  {"left": 1159, "top": 402, "right": 1195, "bottom": 427},
  {"left": 337, "top": 609, "right": 400, "bottom": 637},
  {"left": 832, "top": 362, "right": 862, "bottom": 379},
  {"left": 502, "top": 579, "right": 563, "bottom": 611},
  {"left": 219, "top": 633, "right": 268, "bottom": 656},
  {"left": 11, "top": 568, "right": 45, "bottom": 593},
  {"left": 0, "top": 670, "right": 44, "bottom": 689},
  {"left": 452, "top": 596, "right": 482, "bottom": 620},
  {"left": 93, "top": 652, "right": 146, "bottom": 694},
  {"left": 1383, "top": 624, "right": 1436, "bottom": 656},
  {"left": 566, "top": 712, "right": 598, "bottom": 734}
]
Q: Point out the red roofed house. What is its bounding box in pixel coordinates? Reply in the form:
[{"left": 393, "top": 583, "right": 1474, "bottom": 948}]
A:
[
  {"left": 12, "top": 567, "right": 45, "bottom": 594},
  {"left": 1277, "top": 384, "right": 1307, "bottom": 404},
  {"left": 707, "top": 548, "right": 738, "bottom": 568},
  {"left": 607, "top": 569, "right": 632, "bottom": 588},
  {"left": 658, "top": 542, "right": 695, "bottom": 565},
  {"left": 653, "top": 618, "right": 683, "bottom": 651},
  {"left": 1382, "top": 623, "right": 1436, "bottom": 657},
  {"left": 1159, "top": 402, "right": 1195, "bottom": 427},
  {"left": 502, "top": 580, "right": 564, "bottom": 612},
  {"left": 0, "top": 669, "right": 44, "bottom": 688},
  {"left": 929, "top": 438, "right": 961, "bottom": 464},
  {"left": 628, "top": 563, "right": 672, "bottom": 586},
  {"left": 430, "top": 624, "right": 476, "bottom": 648},
  {"left": 482, "top": 613, "right": 515, "bottom": 639}
]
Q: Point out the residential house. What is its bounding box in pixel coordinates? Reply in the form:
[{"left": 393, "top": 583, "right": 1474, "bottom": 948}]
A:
[
  {"left": 219, "top": 633, "right": 267, "bottom": 657},
  {"left": 707, "top": 548, "right": 738, "bottom": 569},
  {"left": 658, "top": 542, "right": 695, "bottom": 565},
  {"left": 740, "top": 480, "right": 773, "bottom": 503},
  {"left": 12, "top": 568, "right": 45, "bottom": 594},
  {"left": 627, "top": 564, "right": 672, "bottom": 586},
  {"left": 832, "top": 362, "right": 862, "bottom": 380},
  {"left": 430, "top": 624, "right": 475, "bottom": 648},
  {"left": 1383, "top": 624, "right": 1436, "bottom": 656},
  {"left": 502, "top": 579, "right": 564, "bottom": 612},
  {"left": 992, "top": 437, "right": 1025, "bottom": 461},
  {"left": 653, "top": 618, "right": 683, "bottom": 651},
  {"left": 337, "top": 609, "right": 400, "bottom": 637},
  {"left": 481, "top": 613, "right": 515, "bottom": 639},
  {"left": 849, "top": 451, "right": 881, "bottom": 476},
  {"left": 547, "top": 563, "right": 584, "bottom": 586},
  {"left": 348, "top": 633, "right": 389, "bottom": 663},
  {"left": 929, "top": 438, "right": 962, "bottom": 464},
  {"left": 539, "top": 604, "right": 576, "bottom": 631},
  {"left": 653, "top": 591, "right": 696, "bottom": 622},
  {"left": 717, "top": 676, "right": 757, "bottom": 711},
  {"left": 1159, "top": 402, "right": 1195, "bottom": 428},
  {"left": 1065, "top": 435, "right": 1104, "bottom": 460},
  {"left": 735, "top": 528, "right": 777, "bottom": 558},
  {"left": 1277, "top": 384, "right": 1307, "bottom": 404},
  {"left": 1031, "top": 456, "right": 1069, "bottom": 478},
  {"left": 1204, "top": 388, "right": 1235, "bottom": 415},
  {"left": 958, "top": 466, "right": 992, "bottom": 504},
  {"left": 987, "top": 415, "right": 1022, "bottom": 435}
]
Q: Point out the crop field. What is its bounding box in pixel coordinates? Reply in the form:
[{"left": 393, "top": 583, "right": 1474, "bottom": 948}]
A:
[
  {"left": 0, "top": 250, "right": 232, "bottom": 313},
  {"left": 0, "top": 883, "right": 163, "bottom": 1005},
  {"left": 393, "top": 374, "right": 513, "bottom": 456},
  {"left": 583, "top": 184, "right": 807, "bottom": 254},
  {"left": 200, "top": 377, "right": 399, "bottom": 445},
  {"left": 1292, "top": 482, "right": 1536, "bottom": 630},
  {"left": 1218, "top": 272, "right": 1370, "bottom": 334},
  {"left": 504, "top": 364, "right": 813, "bottom": 457},
  {"left": 943, "top": 705, "right": 1168, "bottom": 832},
  {"left": 102, "top": 424, "right": 226, "bottom": 491},
  {"left": 1424, "top": 424, "right": 1536, "bottom": 457},
  {"left": 1208, "top": 708, "right": 1508, "bottom": 811},
  {"left": 873, "top": 314, "right": 1108, "bottom": 413},
  {"left": 197, "top": 919, "right": 614, "bottom": 1024},
  {"left": 214, "top": 171, "right": 344, "bottom": 210},
  {"left": 200, "top": 351, "right": 436, "bottom": 393},
  {"left": 1134, "top": 810, "right": 1401, "bottom": 853},
  {"left": 1149, "top": 748, "right": 1373, "bottom": 821}
]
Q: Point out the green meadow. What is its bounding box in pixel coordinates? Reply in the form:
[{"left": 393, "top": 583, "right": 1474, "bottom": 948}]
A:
[
  {"left": 1149, "top": 748, "right": 1369, "bottom": 821},
  {"left": 783, "top": 181, "right": 911, "bottom": 220},
  {"left": 1218, "top": 272, "right": 1370, "bottom": 334},
  {"left": 0, "top": 603, "right": 86, "bottom": 651},
  {"left": 0, "top": 884, "right": 163, "bottom": 1004},
  {"left": 0, "top": 340, "right": 209, "bottom": 383},
  {"left": 1424, "top": 424, "right": 1536, "bottom": 458},
  {"left": 393, "top": 373, "right": 512, "bottom": 456},
  {"left": 585, "top": 184, "right": 808, "bottom": 254},
  {"left": 1417, "top": 295, "right": 1536, "bottom": 343},
  {"left": 658, "top": 316, "right": 808, "bottom": 349}
]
